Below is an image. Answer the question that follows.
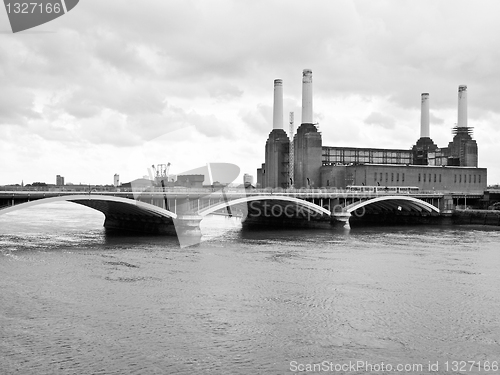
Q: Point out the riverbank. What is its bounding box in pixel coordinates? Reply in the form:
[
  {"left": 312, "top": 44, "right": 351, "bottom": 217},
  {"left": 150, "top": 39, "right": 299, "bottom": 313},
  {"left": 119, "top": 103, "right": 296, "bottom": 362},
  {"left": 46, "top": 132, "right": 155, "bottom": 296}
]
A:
[{"left": 452, "top": 209, "right": 500, "bottom": 226}]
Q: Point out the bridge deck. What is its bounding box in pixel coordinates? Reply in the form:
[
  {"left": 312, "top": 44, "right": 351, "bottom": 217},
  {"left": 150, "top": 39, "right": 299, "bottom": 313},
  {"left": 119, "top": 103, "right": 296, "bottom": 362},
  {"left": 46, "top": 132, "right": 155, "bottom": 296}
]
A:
[{"left": 0, "top": 189, "right": 447, "bottom": 200}]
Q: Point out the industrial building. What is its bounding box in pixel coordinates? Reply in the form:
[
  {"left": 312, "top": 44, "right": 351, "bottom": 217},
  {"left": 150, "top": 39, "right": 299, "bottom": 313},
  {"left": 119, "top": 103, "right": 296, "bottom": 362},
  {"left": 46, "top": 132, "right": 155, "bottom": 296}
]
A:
[{"left": 257, "top": 70, "right": 486, "bottom": 193}]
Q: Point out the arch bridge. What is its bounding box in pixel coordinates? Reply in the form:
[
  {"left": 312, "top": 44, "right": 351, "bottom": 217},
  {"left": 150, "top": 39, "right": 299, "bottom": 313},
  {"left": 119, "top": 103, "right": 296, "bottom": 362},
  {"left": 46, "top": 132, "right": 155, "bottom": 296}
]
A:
[
  {"left": 0, "top": 189, "right": 443, "bottom": 236},
  {"left": 0, "top": 194, "right": 178, "bottom": 234}
]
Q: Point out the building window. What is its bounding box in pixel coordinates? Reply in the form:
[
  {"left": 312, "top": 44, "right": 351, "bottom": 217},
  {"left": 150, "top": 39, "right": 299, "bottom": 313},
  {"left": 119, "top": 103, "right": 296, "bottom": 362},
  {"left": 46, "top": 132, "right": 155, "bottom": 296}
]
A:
[
  {"left": 454, "top": 174, "right": 457, "bottom": 183},
  {"left": 459, "top": 175, "right": 462, "bottom": 183},
  {"left": 439, "top": 174, "right": 442, "bottom": 183},
  {"left": 402, "top": 173, "right": 405, "bottom": 182},
  {"left": 386, "top": 173, "right": 388, "bottom": 182},
  {"left": 429, "top": 174, "right": 431, "bottom": 183},
  {"left": 434, "top": 174, "right": 436, "bottom": 183},
  {"left": 391, "top": 173, "right": 394, "bottom": 182},
  {"left": 397, "top": 173, "right": 399, "bottom": 182},
  {"left": 327, "top": 180, "right": 330, "bottom": 186},
  {"left": 419, "top": 173, "right": 421, "bottom": 182},
  {"left": 374, "top": 173, "right": 377, "bottom": 182}
]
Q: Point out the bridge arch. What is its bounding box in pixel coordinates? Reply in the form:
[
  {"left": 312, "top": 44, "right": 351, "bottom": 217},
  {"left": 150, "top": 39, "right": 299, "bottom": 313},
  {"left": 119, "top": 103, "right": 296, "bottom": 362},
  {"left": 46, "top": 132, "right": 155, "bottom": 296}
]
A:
[
  {"left": 0, "top": 194, "right": 177, "bottom": 219},
  {"left": 198, "top": 195, "right": 331, "bottom": 217},
  {"left": 345, "top": 196, "right": 440, "bottom": 215}
]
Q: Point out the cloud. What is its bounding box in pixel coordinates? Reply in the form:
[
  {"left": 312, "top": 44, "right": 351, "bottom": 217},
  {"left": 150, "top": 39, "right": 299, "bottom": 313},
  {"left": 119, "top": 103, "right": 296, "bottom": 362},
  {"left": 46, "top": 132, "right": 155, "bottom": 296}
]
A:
[
  {"left": 1, "top": 0, "right": 500, "bottom": 185},
  {"left": 430, "top": 112, "right": 444, "bottom": 125},
  {"left": 207, "top": 81, "right": 243, "bottom": 101},
  {"left": 0, "top": 87, "right": 41, "bottom": 125},
  {"left": 241, "top": 104, "right": 272, "bottom": 135},
  {"left": 364, "top": 111, "right": 396, "bottom": 129}
]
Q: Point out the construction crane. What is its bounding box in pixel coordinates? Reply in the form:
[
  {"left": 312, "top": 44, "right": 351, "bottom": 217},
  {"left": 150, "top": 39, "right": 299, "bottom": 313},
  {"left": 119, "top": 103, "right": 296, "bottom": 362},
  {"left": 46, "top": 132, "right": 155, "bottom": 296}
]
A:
[{"left": 151, "top": 163, "right": 171, "bottom": 185}]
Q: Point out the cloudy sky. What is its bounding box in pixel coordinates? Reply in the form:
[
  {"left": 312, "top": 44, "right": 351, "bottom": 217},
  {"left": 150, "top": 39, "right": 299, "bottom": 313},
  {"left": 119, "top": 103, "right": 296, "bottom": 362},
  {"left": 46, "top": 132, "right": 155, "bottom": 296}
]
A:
[{"left": 1, "top": 0, "right": 500, "bottom": 186}]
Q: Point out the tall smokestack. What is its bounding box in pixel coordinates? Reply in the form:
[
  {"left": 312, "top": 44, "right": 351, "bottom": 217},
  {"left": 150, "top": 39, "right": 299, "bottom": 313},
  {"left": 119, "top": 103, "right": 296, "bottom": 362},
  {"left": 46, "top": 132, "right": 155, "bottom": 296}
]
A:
[
  {"left": 301, "top": 69, "right": 313, "bottom": 124},
  {"left": 420, "top": 93, "right": 430, "bottom": 138},
  {"left": 272, "top": 79, "right": 283, "bottom": 129},
  {"left": 457, "top": 84, "right": 467, "bottom": 128}
]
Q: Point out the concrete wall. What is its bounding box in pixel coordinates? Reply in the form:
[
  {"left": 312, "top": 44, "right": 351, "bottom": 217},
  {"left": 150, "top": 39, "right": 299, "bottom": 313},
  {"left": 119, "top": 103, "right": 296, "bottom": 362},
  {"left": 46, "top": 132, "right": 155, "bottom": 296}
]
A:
[
  {"left": 412, "top": 137, "right": 438, "bottom": 165},
  {"left": 464, "top": 140, "right": 478, "bottom": 167},
  {"left": 256, "top": 164, "right": 265, "bottom": 188},
  {"left": 446, "top": 131, "right": 478, "bottom": 167},
  {"left": 320, "top": 165, "right": 347, "bottom": 188},
  {"left": 264, "top": 129, "right": 289, "bottom": 188},
  {"left": 294, "top": 123, "right": 322, "bottom": 188}
]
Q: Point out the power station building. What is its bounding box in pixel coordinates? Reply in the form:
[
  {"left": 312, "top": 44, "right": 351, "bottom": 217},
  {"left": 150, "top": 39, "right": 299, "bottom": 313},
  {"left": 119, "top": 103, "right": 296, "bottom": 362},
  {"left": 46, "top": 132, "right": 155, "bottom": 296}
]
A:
[{"left": 257, "top": 70, "right": 486, "bottom": 194}]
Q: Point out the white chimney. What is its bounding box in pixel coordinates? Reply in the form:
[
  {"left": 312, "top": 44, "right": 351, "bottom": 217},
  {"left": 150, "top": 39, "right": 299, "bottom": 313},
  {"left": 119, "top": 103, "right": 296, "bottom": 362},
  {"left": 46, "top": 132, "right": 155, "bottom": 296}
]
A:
[
  {"left": 420, "top": 93, "right": 430, "bottom": 138},
  {"left": 301, "top": 69, "right": 313, "bottom": 124},
  {"left": 457, "top": 85, "right": 467, "bottom": 128},
  {"left": 272, "top": 79, "right": 283, "bottom": 130}
]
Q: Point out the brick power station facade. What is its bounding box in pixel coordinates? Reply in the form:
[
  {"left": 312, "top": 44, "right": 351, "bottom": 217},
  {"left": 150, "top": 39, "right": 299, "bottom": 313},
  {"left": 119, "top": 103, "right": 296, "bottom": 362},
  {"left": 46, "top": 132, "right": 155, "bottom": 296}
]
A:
[{"left": 257, "top": 70, "right": 486, "bottom": 194}]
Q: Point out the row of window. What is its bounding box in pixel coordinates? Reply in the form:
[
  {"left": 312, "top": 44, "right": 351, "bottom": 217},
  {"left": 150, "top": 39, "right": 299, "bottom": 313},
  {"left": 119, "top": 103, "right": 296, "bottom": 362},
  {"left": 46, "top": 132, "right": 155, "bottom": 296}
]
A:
[
  {"left": 418, "top": 173, "right": 442, "bottom": 183},
  {"left": 374, "top": 172, "right": 405, "bottom": 183},
  {"left": 332, "top": 151, "right": 405, "bottom": 158},
  {"left": 373, "top": 172, "right": 483, "bottom": 185},
  {"left": 417, "top": 173, "right": 482, "bottom": 184},
  {"left": 325, "top": 156, "right": 411, "bottom": 164},
  {"left": 324, "top": 149, "right": 411, "bottom": 158},
  {"left": 454, "top": 174, "right": 481, "bottom": 184},
  {"left": 323, "top": 148, "right": 412, "bottom": 165}
]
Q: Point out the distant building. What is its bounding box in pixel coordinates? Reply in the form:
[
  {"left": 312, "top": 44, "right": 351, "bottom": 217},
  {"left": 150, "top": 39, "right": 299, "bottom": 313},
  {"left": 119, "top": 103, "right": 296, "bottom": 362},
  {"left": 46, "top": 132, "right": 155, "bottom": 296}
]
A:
[
  {"left": 56, "top": 175, "right": 65, "bottom": 186},
  {"left": 120, "top": 178, "right": 153, "bottom": 190},
  {"left": 176, "top": 175, "right": 204, "bottom": 188},
  {"left": 243, "top": 173, "right": 254, "bottom": 186},
  {"left": 114, "top": 174, "right": 120, "bottom": 187}
]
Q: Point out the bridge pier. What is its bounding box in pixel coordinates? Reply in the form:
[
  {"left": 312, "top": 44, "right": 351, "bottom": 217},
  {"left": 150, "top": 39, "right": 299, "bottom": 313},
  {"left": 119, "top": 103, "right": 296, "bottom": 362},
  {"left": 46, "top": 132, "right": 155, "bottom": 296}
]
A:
[
  {"left": 173, "top": 215, "right": 203, "bottom": 247},
  {"left": 332, "top": 212, "right": 351, "bottom": 228},
  {"left": 439, "top": 194, "right": 454, "bottom": 212},
  {"left": 102, "top": 213, "right": 203, "bottom": 247}
]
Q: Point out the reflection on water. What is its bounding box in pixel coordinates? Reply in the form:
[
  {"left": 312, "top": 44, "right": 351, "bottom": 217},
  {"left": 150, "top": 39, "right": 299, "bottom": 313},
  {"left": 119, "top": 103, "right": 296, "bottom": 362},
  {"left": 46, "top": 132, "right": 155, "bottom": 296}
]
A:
[{"left": 1, "top": 202, "right": 500, "bottom": 374}]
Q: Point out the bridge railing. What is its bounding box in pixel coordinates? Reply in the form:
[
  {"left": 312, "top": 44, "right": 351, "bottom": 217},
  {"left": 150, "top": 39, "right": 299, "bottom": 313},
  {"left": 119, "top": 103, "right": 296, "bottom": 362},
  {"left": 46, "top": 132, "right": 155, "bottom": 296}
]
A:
[{"left": 0, "top": 187, "right": 482, "bottom": 197}]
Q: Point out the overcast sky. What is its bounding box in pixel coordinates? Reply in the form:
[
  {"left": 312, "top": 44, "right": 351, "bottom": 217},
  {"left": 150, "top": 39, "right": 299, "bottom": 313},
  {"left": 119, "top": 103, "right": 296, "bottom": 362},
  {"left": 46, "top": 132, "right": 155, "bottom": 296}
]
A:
[{"left": 1, "top": 0, "right": 500, "bottom": 186}]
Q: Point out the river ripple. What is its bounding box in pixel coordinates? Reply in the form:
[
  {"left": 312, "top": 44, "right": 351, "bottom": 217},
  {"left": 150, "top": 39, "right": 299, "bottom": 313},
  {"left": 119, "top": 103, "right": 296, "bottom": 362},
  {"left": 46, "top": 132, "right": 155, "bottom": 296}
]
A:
[{"left": 1, "top": 202, "right": 500, "bottom": 374}]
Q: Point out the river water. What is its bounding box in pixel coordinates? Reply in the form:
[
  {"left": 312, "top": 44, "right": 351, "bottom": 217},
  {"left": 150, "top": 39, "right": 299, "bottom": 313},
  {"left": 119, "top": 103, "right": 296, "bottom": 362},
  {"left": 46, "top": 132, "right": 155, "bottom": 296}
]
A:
[{"left": 1, "top": 202, "right": 499, "bottom": 374}]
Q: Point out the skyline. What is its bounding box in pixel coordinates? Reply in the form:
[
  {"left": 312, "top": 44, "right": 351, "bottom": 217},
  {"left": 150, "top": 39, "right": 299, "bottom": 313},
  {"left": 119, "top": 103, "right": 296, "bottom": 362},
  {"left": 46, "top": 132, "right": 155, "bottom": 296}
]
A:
[{"left": 1, "top": 0, "right": 500, "bottom": 186}]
